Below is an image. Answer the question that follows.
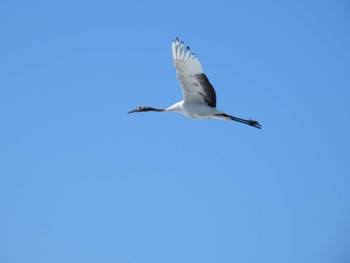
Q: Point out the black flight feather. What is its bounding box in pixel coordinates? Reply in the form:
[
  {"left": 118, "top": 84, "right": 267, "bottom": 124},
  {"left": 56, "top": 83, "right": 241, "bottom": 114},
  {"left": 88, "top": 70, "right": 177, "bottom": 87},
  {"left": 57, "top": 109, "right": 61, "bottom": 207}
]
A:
[{"left": 195, "top": 73, "right": 217, "bottom": 107}]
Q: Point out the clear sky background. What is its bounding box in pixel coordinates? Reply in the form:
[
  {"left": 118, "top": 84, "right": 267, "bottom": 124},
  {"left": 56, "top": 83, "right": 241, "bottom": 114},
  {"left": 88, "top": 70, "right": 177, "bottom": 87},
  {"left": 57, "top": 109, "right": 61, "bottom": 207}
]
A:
[{"left": 1, "top": 1, "right": 349, "bottom": 262}]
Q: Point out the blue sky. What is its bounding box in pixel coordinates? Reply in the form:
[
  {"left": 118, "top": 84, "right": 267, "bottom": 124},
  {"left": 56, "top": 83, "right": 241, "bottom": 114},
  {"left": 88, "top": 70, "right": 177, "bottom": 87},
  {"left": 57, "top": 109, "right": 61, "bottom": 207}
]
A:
[{"left": 1, "top": 0, "right": 350, "bottom": 262}]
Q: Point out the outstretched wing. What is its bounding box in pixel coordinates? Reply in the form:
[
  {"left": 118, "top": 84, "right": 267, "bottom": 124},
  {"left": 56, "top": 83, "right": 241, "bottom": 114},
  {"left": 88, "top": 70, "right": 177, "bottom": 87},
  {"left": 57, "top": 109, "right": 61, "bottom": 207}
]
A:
[{"left": 172, "top": 38, "right": 217, "bottom": 107}]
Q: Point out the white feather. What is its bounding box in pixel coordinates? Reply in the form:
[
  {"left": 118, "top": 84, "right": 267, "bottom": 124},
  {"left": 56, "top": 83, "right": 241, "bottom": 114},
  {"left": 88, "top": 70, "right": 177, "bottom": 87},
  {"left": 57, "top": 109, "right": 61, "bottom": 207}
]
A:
[
  {"left": 129, "top": 38, "right": 261, "bottom": 128},
  {"left": 172, "top": 39, "right": 208, "bottom": 106}
]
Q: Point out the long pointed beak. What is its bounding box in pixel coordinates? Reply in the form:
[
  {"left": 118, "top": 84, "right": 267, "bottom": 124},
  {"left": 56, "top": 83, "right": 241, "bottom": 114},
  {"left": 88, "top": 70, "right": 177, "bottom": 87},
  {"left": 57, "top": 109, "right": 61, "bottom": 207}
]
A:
[{"left": 128, "top": 108, "right": 139, "bottom": 114}]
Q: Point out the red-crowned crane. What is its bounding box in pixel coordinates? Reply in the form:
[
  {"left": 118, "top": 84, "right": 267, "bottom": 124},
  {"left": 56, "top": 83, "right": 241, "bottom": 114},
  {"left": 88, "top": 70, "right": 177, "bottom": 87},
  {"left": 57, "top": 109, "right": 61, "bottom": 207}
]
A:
[{"left": 128, "top": 38, "right": 261, "bottom": 129}]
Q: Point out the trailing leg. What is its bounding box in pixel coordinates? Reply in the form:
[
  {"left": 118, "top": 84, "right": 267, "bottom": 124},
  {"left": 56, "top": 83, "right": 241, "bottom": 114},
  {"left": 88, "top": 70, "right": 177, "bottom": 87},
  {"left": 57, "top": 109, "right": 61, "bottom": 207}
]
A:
[{"left": 215, "top": 113, "right": 261, "bottom": 129}]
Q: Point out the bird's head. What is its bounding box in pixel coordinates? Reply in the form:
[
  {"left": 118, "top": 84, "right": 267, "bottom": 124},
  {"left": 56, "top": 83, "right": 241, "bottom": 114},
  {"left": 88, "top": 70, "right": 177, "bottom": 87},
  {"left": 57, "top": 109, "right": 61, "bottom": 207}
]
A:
[
  {"left": 128, "top": 106, "right": 164, "bottom": 114},
  {"left": 128, "top": 106, "right": 148, "bottom": 114}
]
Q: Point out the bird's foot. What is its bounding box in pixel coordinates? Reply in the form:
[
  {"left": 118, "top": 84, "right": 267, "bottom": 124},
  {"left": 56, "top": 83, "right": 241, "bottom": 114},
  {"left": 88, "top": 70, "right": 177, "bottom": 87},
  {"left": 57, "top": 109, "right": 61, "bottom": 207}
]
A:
[{"left": 248, "top": 119, "right": 262, "bottom": 129}]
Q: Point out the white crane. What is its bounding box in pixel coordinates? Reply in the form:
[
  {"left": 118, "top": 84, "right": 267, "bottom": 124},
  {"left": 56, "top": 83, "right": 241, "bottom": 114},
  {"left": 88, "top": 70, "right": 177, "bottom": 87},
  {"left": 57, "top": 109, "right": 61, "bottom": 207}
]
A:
[{"left": 128, "top": 38, "right": 261, "bottom": 129}]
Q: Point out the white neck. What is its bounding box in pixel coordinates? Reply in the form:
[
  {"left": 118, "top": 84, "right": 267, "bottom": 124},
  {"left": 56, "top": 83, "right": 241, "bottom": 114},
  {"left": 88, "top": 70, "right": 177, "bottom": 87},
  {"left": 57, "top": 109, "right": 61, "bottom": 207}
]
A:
[{"left": 164, "top": 101, "right": 184, "bottom": 113}]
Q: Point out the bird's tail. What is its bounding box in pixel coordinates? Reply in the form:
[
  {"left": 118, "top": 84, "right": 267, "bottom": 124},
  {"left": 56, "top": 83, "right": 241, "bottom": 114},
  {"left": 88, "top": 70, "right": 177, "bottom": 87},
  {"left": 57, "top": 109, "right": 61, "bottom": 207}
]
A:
[{"left": 215, "top": 113, "right": 262, "bottom": 129}]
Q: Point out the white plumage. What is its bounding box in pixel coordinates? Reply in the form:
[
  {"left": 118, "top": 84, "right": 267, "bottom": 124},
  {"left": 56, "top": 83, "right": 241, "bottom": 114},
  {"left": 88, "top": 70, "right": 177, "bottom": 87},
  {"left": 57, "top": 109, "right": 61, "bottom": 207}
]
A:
[{"left": 128, "top": 38, "right": 261, "bottom": 129}]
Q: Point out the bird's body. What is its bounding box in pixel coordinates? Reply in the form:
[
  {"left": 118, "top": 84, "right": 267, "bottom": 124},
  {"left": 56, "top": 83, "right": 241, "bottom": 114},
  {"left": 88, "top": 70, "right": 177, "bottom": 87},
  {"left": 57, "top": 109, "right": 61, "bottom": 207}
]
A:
[
  {"left": 128, "top": 38, "right": 261, "bottom": 129},
  {"left": 163, "top": 101, "right": 211, "bottom": 118}
]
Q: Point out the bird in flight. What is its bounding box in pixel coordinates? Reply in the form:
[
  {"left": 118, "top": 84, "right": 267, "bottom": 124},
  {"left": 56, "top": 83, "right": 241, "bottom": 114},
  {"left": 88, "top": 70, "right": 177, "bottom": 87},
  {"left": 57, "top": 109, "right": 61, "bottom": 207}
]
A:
[{"left": 128, "top": 38, "right": 261, "bottom": 129}]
